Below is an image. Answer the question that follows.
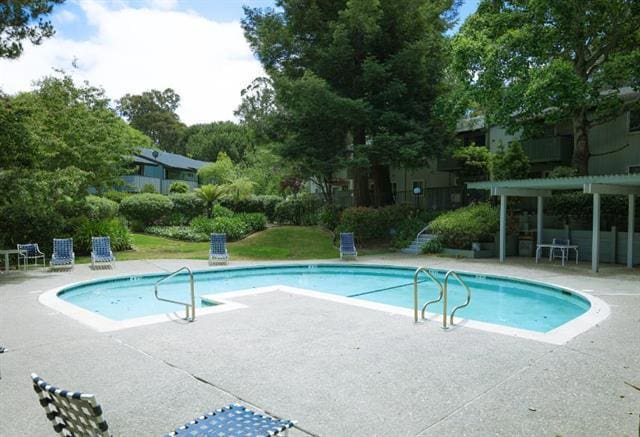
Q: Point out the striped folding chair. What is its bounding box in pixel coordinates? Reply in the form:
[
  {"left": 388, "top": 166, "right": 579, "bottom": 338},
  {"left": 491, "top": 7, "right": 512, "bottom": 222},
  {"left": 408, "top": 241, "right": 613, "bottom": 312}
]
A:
[
  {"left": 209, "top": 233, "right": 229, "bottom": 265},
  {"left": 31, "top": 375, "right": 295, "bottom": 436},
  {"left": 50, "top": 239, "right": 75, "bottom": 270},
  {"left": 91, "top": 237, "right": 115, "bottom": 269},
  {"left": 31, "top": 374, "right": 110, "bottom": 437},
  {"left": 339, "top": 232, "right": 358, "bottom": 260},
  {"left": 17, "top": 243, "right": 45, "bottom": 269}
]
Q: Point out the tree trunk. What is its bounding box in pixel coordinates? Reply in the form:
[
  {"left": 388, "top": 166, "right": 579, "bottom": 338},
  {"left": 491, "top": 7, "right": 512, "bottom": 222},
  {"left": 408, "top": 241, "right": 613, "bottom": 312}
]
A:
[
  {"left": 352, "top": 128, "right": 370, "bottom": 206},
  {"left": 571, "top": 111, "right": 590, "bottom": 175},
  {"left": 371, "top": 164, "right": 394, "bottom": 207}
]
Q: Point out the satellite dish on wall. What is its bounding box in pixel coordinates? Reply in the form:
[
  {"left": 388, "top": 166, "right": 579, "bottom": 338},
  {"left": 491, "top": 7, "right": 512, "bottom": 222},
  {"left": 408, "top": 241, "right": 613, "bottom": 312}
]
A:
[{"left": 152, "top": 150, "right": 159, "bottom": 158}]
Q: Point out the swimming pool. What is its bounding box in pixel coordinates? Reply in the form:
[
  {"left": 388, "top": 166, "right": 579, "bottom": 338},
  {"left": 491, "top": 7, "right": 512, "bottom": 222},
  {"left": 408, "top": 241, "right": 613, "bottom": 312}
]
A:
[{"left": 55, "top": 264, "right": 591, "bottom": 333}]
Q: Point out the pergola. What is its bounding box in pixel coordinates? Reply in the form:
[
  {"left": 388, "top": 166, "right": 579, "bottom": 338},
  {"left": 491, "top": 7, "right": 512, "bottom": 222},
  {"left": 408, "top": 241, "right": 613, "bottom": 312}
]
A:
[{"left": 467, "top": 174, "right": 640, "bottom": 272}]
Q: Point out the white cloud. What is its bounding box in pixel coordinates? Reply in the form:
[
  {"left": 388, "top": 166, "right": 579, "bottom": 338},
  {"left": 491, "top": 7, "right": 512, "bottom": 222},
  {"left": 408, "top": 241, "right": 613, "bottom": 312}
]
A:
[
  {"left": 0, "top": 0, "right": 264, "bottom": 125},
  {"left": 53, "top": 9, "right": 78, "bottom": 25}
]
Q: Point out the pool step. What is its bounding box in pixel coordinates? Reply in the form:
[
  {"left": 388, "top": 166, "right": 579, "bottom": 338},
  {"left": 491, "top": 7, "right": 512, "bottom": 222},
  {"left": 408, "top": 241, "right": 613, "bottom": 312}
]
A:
[{"left": 401, "top": 233, "right": 436, "bottom": 255}]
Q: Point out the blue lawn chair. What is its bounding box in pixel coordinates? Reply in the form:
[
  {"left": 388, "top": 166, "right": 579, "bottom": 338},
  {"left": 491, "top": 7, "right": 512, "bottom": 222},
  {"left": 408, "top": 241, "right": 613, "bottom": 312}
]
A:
[
  {"left": 91, "top": 237, "right": 115, "bottom": 269},
  {"left": 17, "top": 243, "right": 45, "bottom": 269},
  {"left": 209, "top": 233, "right": 229, "bottom": 265},
  {"left": 50, "top": 238, "right": 75, "bottom": 270},
  {"left": 339, "top": 232, "right": 358, "bottom": 259},
  {"left": 31, "top": 374, "right": 295, "bottom": 437}
]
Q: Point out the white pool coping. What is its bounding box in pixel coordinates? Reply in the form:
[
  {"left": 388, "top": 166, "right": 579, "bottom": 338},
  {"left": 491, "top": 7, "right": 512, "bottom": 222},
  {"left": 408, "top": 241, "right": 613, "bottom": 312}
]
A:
[{"left": 38, "top": 266, "right": 610, "bottom": 345}]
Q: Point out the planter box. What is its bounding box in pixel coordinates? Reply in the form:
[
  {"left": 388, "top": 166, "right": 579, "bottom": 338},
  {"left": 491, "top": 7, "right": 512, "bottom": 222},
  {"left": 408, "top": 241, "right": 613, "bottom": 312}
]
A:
[{"left": 441, "top": 248, "right": 494, "bottom": 259}]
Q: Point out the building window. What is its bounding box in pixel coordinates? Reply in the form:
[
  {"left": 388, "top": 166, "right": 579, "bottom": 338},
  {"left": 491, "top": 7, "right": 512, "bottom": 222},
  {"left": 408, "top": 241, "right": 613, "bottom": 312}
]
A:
[
  {"left": 629, "top": 165, "right": 640, "bottom": 174},
  {"left": 412, "top": 180, "right": 424, "bottom": 196},
  {"left": 629, "top": 110, "right": 640, "bottom": 133}
]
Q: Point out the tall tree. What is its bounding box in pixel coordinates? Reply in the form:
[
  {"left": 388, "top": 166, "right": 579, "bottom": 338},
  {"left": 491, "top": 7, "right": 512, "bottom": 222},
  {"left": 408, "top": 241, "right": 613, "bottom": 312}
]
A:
[
  {"left": 243, "top": 0, "right": 454, "bottom": 206},
  {"left": 117, "top": 88, "right": 186, "bottom": 154},
  {"left": 182, "top": 121, "right": 253, "bottom": 162},
  {"left": 453, "top": 0, "right": 640, "bottom": 175},
  {"left": 0, "top": 0, "right": 64, "bottom": 59}
]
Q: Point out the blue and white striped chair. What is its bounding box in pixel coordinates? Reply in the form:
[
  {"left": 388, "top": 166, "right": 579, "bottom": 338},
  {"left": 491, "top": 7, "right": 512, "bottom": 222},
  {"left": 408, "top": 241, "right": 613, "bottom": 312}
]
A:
[
  {"left": 31, "top": 374, "right": 110, "bottom": 437},
  {"left": 17, "top": 243, "right": 45, "bottom": 269},
  {"left": 91, "top": 237, "right": 115, "bottom": 269},
  {"left": 209, "top": 233, "right": 229, "bottom": 265},
  {"left": 339, "top": 232, "right": 358, "bottom": 259},
  {"left": 31, "top": 374, "right": 295, "bottom": 437},
  {"left": 50, "top": 238, "right": 75, "bottom": 270}
]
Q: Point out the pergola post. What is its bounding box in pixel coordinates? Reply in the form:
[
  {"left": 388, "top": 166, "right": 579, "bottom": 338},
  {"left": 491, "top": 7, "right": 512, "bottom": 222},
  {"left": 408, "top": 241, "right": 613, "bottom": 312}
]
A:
[
  {"left": 536, "top": 196, "right": 543, "bottom": 246},
  {"left": 628, "top": 194, "right": 635, "bottom": 268},
  {"left": 592, "top": 193, "right": 601, "bottom": 273},
  {"left": 499, "top": 194, "right": 507, "bottom": 262}
]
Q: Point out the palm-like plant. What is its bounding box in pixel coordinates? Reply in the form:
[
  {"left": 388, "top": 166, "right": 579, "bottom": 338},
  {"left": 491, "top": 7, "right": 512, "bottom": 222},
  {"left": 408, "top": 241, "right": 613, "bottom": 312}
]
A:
[
  {"left": 195, "top": 184, "right": 227, "bottom": 217},
  {"left": 226, "top": 176, "right": 256, "bottom": 201}
]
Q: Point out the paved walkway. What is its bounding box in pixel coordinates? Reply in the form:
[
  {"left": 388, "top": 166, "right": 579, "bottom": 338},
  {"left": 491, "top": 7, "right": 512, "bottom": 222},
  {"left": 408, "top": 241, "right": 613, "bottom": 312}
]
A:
[{"left": 0, "top": 256, "right": 638, "bottom": 436}]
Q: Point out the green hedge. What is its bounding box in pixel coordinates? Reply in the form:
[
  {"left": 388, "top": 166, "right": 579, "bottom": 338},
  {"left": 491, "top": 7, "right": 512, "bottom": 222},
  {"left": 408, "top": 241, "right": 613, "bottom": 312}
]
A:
[
  {"left": 85, "top": 195, "right": 118, "bottom": 220},
  {"left": 274, "top": 195, "right": 322, "bottom": 225},
  {"left": 73, "top": 218, "right": 132, "bottom": 254},
  {"left": 145, "top": 226, "right": 208, "bottom": 241},
  {"left": 221, "top": 195, "right": 284, "bottom": 221},
  {"left": 166, "top": 192, "right": 205, "bottom": 225},
  {"left": 212, "top": 204, "right": 234, "bottom": 218},
  {"left": 428, "top": 203, "right": 499, "bottom": 249},
  {"left": 236, "top": 212, "right": 267, "bottom": 233},
  {"left": 119, "top": 193, "right": 174, "bottom": 230},
  {"left": 336, "top": 204, "right": 426, "bottom": 245}
]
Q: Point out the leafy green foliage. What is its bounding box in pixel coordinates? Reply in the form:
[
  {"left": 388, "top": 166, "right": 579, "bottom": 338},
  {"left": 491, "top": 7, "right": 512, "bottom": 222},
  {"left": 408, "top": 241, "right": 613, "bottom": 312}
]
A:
[
  {"left": 453, "top": 0, "right": 640, "bottom": 173},
  {"left": 103, "top": 190, "right": 131, "bottom": 204},
  {"left": 141, "top": 183, "right": 157, "bottom": 193},
  {"left": 318, "top": 204, "right": 343, "bottom": 231},
  {"left": 145, "top": 226, "right": 208, "bottom": 242},
  {"left": 336, "top": 204, "right": 425, "bottom": 245},
  {"left": 236, "top": 212, "right": 267, "bottom": 233},
  {"left": 119, "top": 194, "right": 174, "bottom": 229},
  {"left": 452, "top": 145, "right": 491, "bottom": 180},
  {"left": 0, "top": 0, "right": 64, "bottom": 59},
  {"left": 190, "top": 216, "right": 249, "bottom": 241},
  {"left": 117, "top": 88, "right": 186, "bottom": 154},
  {"left": 548, "top": 166, "right": 579, "bottom": 178},
  {"left": 212, "top": 204, "right": 234, "bottom": 218},
  {"left": 194, "top": 184, "right": 227, "bottom": 218},
  {"left": 166, "top": 192, "right": 205, "bottom": 225},
  {"left": 422, "top": 239, "right": 443, "bottom": 254},
  {"left": 198, "top": 152, "right": 235, "bottom": 185},
  {"left": 72, "top": 218, "right": 132, "bottom": 254},
  {"left": 85, "top": 195, "right": 118, "bottom": 220},
  {"left": 491, "top": 142, "right": 530, "bottom": 181},
  {"left": 429, "top": 203, "right": 499, "bottom": 249},
  {"left": 220, "top": 195, "right": 283, "bottom": 221},
  {"left": 391, "top": 214, "right": 440, "bottom": 249},
  {"left": 183, "top": 122, "right": 253, "bottom": 162},
  {"left": 169, "top": 181, "right": 190, "bottom": 193},
  {"left": 274, "top": 195, "right": 323, "bottom": 225}
]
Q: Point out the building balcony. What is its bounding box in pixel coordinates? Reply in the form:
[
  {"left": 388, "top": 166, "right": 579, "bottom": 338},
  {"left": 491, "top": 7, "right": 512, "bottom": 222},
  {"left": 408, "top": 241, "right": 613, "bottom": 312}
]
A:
[
  {"left": 121, "top": 175, "right": 198, "bottom": 194},
  {"left": 519, "top": 135, "right": 573, "bottom": 164}
]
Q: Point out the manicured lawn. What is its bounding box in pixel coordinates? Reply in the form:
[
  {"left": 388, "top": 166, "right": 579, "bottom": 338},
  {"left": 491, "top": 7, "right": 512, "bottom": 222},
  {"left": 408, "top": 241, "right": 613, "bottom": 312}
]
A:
[{"left": 78, "top": 226, "right": 382, "bottom": 263}]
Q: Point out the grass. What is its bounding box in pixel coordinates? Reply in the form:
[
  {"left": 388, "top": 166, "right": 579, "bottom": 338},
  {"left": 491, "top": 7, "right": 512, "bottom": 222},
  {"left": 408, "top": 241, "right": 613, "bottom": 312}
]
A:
[{"left": 77, "top": 226, "right": 387, "bottom": 263}]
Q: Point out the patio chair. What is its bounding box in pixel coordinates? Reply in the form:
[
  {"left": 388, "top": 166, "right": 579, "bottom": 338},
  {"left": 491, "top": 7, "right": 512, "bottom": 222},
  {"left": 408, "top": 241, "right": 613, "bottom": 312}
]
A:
[
  {"left": 31, "top": 374, "right": 295, "bottom": 437},
  {"left": 550, "top": 238, "right": 570, "bottom": 263},
  {"left": 91, "top": 237, "right": 115, "bottom": 269},
  {"left": 339, "top": 232, "right": 358, "bottom": 259},
  {"left": 17, "top": 243, "right": 45, "bottom": 269},
  {"left": 50, "top": 238, "right": 75, "bottom": 270},
  {"left": 209, "top": 233, "right": 229, "bottom": 265}
]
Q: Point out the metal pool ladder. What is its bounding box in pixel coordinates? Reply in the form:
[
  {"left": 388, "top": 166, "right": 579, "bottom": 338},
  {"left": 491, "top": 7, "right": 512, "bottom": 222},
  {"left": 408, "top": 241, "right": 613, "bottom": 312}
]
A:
[
  {"left": 413, "top": 266, "right": 472, "bottom": 329},
  {"left": 154, "top": 266, "right": 196, "bottom": 322}
]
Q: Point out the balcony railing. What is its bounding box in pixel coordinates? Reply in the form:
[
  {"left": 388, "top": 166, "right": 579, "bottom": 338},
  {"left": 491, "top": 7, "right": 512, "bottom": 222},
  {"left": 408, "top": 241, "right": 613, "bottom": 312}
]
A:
[{"left": 519, "top": 135, "right": 573, "bottom": 163}]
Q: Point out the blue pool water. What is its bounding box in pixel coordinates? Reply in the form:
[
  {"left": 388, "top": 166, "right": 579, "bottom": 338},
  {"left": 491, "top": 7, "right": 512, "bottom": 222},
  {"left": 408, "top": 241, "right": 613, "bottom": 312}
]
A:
[{"left": 58, "top": 265, "right": 590, "bottom": 332}]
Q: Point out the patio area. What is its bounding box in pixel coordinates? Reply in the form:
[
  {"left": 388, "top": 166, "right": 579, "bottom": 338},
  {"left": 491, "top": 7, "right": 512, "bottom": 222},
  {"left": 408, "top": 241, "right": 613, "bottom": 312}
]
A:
[{"left": 1, "top": 255, "right": 638, "bottom": 436}]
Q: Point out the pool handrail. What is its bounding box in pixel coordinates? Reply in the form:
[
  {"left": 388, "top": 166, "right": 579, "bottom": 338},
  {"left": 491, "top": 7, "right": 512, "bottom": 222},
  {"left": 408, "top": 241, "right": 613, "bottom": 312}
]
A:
[
  {"left": 154, "top": 266, "right": 196, "bottom": 322},
  {"left": 443, "top": 270, "right": 472, "bottom": 328},
  {"left": 414, "top": 267, "right": 473, "bottom": 329},
  {"left": 413, "top": 266, "right": 443, "bottom": 323}
]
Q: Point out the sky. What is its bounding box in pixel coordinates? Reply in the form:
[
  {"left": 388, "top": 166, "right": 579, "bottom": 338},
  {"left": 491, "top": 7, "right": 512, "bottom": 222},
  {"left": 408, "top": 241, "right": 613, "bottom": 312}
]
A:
[{"left": 0, "top": 0, "right": 479, "bottom": 126}]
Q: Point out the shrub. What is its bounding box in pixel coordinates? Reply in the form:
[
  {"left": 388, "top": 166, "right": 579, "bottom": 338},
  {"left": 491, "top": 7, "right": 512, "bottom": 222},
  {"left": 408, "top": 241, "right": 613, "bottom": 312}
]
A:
[
  {"left": 85, "top": 195, "right": 118, "bottom": 220},
  {"left": 212, "top": 203, "right": 234, "bottom": 218},
  {"left": 210, "top": 216, "right": 250, "bottom": 240},
  {"left": 145, "top": 226, "right": 208, "bottom": 241},
  {"left": 491, "top": 141, "right": 530, "bottom": 181},
  {"left": 167, "top": 192, "right": 205, "bottom": 225},
  {"left": 141, "top": 183, "right": 157, "bottom": 193},
  {"left": 319, "top": 204, "right": 342, "bottom": 230},
  {"left": 429, "top": 203, "right": 499, "bottom": 249},
  {"left": 169, "top": 181, "right": 190, "bottom": 193},
  {"left": 274, "top": 195, "right": 322, "bottom": 225},
  {"left": 336, "top": 207, "right": 388, "bottom": 243},
  {"left": 102, "top": 190, "right": 131, "bottom": 204},
  {"left": 73, "top": 218, "right": 132, "bottom": 254},
  {"left": 237, "top": 212, "right": 267, "bottom": 233},
  {"left": 422, "top": 239, "right": 443, "bottom": 254},
  {"left": 221, "top": 195, "right": 283, "bottom": 221},
  {"left": 119, "top": 193, "right": 174, "bottom": 230}
]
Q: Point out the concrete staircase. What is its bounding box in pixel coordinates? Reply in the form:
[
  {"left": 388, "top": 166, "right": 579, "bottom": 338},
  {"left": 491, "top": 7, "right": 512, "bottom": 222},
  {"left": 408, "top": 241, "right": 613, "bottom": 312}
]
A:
[{"left": 401, "top": 232, "right": 436, "bottom": 255}]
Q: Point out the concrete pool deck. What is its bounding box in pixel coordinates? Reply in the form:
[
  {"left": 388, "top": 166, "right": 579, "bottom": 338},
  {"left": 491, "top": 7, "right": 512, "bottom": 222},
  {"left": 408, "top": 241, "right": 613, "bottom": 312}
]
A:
[{"left": 1, "top": 255, "right": 638, "bottom": 436}]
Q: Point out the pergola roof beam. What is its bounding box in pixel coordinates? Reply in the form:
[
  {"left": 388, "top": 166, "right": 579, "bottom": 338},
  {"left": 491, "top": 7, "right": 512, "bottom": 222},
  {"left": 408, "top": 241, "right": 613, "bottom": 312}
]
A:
[
  {"left": 490, "top": 187, "right": 552, "bottom": 197},
  {"left": 583, "top": 184, "right": 640, "bottom": 195}
]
